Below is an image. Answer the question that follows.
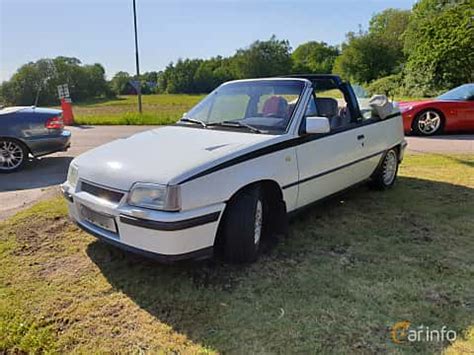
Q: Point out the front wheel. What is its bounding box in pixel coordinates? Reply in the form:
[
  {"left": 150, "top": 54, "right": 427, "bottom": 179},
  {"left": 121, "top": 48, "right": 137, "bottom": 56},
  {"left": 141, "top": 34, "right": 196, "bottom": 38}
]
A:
[
  {"left": 413, "top": 110, "right": 444, "bottom": 136},
  {"left": 369, "top": 149, "right": 399, "bottom": 190},
  {"left": 221, "top": 186, "right": 265, "bottom": 264},
  {"left": 0, "top": 139, "right": 28, "bottom": 173}
]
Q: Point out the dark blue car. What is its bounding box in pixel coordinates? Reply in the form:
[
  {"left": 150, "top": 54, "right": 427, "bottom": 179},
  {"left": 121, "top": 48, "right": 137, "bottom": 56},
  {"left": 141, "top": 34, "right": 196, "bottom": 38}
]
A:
[{"left": 0, "top": 106, "right": 71, "bottom": 172}]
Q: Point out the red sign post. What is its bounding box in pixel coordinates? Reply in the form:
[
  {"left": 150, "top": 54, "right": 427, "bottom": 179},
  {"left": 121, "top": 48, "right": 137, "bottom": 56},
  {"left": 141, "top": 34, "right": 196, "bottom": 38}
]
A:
[{"left": 57, "top": 84, "right": 75, "bottom": 125}]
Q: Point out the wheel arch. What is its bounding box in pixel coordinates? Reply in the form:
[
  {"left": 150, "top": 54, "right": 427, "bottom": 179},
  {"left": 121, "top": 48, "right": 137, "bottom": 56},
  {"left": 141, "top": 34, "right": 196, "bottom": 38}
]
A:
[
  {"left": 0, "top": 136, "right": 32, "bottom": 155},
  {"left": 213, "top": 179, "right": 287, "bottom": 251}
]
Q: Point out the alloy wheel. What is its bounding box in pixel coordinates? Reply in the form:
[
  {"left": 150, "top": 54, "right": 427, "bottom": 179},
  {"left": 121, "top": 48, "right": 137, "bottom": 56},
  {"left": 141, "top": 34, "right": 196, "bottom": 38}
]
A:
[
  {"left": 254, "top": 200, "right": 263, "bottom": 245},
  {"left": 0, "top": 140, "right": 25, "bottom": 171},
  {"left": 382, "top": 150, "right": 397, "bottom": 185},
  {"left": 417, "top": 111, "right": 441, "bottom": 135}
]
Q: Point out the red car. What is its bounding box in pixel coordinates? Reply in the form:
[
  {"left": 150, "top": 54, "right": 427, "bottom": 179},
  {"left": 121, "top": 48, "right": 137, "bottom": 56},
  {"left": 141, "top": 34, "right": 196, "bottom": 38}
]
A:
[{"left": 399, "top": 84, "right": 474, "bottom": 135}]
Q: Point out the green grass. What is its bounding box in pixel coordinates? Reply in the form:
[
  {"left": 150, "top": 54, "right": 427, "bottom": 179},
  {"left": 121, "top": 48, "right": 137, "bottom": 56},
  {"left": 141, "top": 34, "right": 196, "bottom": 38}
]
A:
[
  {"left": 72, "top": 94, "right": 205, "bottom": 125},
  {"left": 1, "top": 154, "right": 473, "bottom": 353}
]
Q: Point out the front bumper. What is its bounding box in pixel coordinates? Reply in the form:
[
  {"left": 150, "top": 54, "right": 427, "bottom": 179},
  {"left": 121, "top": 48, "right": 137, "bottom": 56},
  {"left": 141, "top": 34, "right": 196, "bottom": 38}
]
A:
[{"left": 61, "top": 181, "right": 224, "bottom": 262}]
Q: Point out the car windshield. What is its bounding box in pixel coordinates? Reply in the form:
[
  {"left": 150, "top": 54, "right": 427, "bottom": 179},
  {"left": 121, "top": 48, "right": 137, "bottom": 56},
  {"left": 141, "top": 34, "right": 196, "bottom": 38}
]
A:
[
  {"left": 181, "top": 80, "right": 305, "bottom": 134},
  {"left": 437, "top": 84, "right": 474, "bottom": 101}
]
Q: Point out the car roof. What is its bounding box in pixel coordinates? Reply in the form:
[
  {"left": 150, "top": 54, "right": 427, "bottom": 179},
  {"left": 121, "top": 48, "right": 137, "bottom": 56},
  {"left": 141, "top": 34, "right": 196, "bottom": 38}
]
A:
[
  {"left": 223, "top": 77, "right": 310, "bottom": 85},
  {"left": 285, "top": 74, "right": 344, "bottom": 85},
  {"left": 0, "top": 106, "right": 61, "bottom": 116},
  {"left": 0, "top": 106, "right": 30, "bottom": 115}
]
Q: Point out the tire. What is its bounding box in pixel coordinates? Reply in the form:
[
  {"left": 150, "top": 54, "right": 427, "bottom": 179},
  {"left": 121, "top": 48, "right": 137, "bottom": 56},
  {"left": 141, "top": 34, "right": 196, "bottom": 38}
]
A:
[
  {"left": 412, "top": 109, "right": 444, "bottom": 136},
  {"left": 221, "top": 186, "right": 265, "bottom": 264},
  {"left": 0, "top": 138, "right": 28, "bottom": 173},
  {"left": 369, "top": 149, "right": 399, "bottom": 190}
]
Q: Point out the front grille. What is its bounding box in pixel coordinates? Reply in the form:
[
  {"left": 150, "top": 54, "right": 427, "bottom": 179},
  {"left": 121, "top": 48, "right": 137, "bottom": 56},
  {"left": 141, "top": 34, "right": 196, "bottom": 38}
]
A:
[{"left": 81, "top": 181, "right": 124, "bottom": 203}]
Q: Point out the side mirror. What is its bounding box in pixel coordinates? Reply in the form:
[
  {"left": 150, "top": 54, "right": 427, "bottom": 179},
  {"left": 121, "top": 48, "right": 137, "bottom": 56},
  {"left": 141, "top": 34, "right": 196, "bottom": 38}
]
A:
[
  {"left": 305, "top": 116, "right": 330, "bottom": 134},
  {"left": 182, "top": 112, "right": 187, "bottom": 118}
]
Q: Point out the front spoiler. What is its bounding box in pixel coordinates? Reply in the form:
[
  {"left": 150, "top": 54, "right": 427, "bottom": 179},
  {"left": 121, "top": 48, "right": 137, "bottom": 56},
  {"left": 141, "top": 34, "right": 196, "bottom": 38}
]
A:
[{"left": 75, "top": 220, "right": 214, "bottom": 263}]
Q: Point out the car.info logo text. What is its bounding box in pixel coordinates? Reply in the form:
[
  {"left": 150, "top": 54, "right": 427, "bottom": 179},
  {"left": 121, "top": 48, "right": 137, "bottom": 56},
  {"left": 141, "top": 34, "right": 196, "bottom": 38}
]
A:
[{"left": 391, "top": 321, "right": 457, "bottom": 344}]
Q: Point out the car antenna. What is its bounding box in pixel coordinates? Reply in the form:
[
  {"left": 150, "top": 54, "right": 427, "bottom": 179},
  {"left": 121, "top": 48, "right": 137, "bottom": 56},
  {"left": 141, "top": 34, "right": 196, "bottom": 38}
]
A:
[{"left": 33, "top": 87, "right": 41, "bottom": 107}]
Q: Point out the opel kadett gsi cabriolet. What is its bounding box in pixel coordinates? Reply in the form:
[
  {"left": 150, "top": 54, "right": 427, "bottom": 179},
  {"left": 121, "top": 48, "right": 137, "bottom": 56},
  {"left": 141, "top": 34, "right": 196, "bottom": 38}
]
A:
[{"left": 61, "top": 75, "right": 406, "bottom": 263}]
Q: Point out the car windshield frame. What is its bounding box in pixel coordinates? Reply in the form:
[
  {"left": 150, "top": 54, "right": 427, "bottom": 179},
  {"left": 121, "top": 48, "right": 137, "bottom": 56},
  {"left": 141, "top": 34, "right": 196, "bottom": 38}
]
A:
[
  {"left": 179, "top": 79, "right": 307, "bottom": 135},
  {"left": 437, "top": 84, "right": 474, "bottom": 101}
]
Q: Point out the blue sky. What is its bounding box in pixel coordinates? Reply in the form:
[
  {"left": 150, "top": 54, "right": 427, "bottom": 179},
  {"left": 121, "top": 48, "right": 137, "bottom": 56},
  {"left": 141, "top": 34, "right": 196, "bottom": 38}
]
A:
[{"left": 0, "top": 0, "right": 416, "bottom": 82}]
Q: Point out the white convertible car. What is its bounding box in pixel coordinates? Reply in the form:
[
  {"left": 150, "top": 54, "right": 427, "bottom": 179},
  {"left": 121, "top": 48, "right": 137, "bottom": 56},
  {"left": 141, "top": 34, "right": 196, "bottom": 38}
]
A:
[{"left": 61, "top": 75, "right": 406, "bottom": 263}]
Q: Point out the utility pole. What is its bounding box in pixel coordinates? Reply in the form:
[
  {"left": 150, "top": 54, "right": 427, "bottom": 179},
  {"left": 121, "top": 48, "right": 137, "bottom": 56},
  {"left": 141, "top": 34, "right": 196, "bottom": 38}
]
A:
[{"left": 132, "top": 0, "right": 142, "bottom": 113}]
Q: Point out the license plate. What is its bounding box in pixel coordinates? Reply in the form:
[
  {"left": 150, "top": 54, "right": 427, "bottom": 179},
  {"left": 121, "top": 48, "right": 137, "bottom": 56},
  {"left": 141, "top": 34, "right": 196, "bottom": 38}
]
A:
[{"left": 80, "top": 205, "right": 117, "bottom": 233}]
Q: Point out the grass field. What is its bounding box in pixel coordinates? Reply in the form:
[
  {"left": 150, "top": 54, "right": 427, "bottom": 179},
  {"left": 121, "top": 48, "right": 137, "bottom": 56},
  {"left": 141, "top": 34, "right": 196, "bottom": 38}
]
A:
[
  {"left": 73, "top": 94, "right": 205, "bottom": 125},
  {"left": 71, "top": 92, "right": 423, "bottom": 126},
  {"left": 1, "top": 154, "right": 473, "bottom": 353}
]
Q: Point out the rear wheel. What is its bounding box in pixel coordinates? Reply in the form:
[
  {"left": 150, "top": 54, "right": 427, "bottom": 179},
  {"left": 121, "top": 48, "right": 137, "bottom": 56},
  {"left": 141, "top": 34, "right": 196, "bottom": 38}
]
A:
[
  {"left": 221, "top": 186, "right": 265, "bottom": 263},
  {"left": 0, "top": 139, "right": 27, "bottom": 173},
  {"left": 369, "top": 149, "right": 399, "bottom": 190},
  {"left": 413, "top": 110, "right": 444, "bottom": 136}
]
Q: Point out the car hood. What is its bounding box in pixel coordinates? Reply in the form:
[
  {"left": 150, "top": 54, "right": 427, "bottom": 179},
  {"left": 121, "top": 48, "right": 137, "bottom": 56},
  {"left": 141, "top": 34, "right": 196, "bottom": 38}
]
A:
[{"left": 73, "top": 125, "right": 276, "bottom": 190}]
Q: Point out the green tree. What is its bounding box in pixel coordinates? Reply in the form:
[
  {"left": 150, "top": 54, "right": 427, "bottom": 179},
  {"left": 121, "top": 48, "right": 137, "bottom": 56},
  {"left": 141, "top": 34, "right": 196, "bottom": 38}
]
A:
[
  {"left": 333, "top": 31, "right": 400, "bottom": 83},
  {"left": 165, "top": 59, "right": 203, "bottom": 93},
  {"left": 110, "top": 71, "right": 131, "bottom": 95},
  {"left": 292, "top": 41, "right": 339, "bottom": 74},
  {"left": 0, "top": 57, "right": 110, "bottom": 105},
  {"left": 232, "top": 36, "right": 292, "bottom": 78},
  {"left": 403, "top": 0, "right": 473, "bottom": 95},
  {"left": 333, "top": 8, "right": 410, "bottom": 84},
  {"left": 369, "top": 8, "right": 411, "bottom": 53},
  {"left": 193, "top": 56, "right": 234, "bottom": 93}
]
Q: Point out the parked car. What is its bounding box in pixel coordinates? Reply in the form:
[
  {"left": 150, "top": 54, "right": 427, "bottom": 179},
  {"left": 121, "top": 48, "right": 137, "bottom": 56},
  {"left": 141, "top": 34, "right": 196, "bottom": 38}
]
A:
[
  {"left": 61, "top": 75, "right": 406, "bottom": 263},
  {"left": 399, "top": 83, "right": 474, "bottom": 136},
  {"left": 0, "top": 106, "right": 71, "bottom": 172}
]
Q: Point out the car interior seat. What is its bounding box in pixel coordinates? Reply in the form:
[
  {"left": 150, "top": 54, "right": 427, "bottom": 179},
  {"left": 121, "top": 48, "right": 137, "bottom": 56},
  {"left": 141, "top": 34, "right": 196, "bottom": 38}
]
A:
[
  {"left": 314, "top": 97, "right": 340, "bottom": 128},
  {"left": 262, "top": 96, "right": 289, "bottom": 118}
]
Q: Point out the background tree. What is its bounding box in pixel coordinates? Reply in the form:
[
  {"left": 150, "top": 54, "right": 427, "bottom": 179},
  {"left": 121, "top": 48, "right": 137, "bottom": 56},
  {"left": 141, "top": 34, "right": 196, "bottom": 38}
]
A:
[
  {"left": 292, "top": 41, "right": 339, "bottom": 74},
  {"left": 232, "top": 36, "right": 292, "bottom": 79},
  {"left": 333, "top": 31, "right": 400, "bottom": 83},
  {"left": 0, "top": 57, "right": 110, "bottom": 105},
  {"left": 333, "top": 8, "right": 410, "bottom": 84},
  {"left": 369, "top": 8, "right": 411, "bottom": 53},
  {"left": 403, "top": 0, "right": 473, "bottom": 95},
  {"left": 110, "top": 71, "right": 132, "bottom": 95},
  {"left": 165, "top": 59, "right": 203, "bottom": 94}
]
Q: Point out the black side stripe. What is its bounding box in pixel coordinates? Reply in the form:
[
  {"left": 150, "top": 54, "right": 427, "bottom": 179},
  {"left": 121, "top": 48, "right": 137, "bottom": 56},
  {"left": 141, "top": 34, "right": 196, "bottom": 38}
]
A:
[
  {"left": 119, "top": 211, "right": 220, "bottom": 231},
  {"left": 178, "top": 114, "right": 401, "bottom": 185},
  {"left": 282, "top": 150, "right": 385, "bottom": 189}
]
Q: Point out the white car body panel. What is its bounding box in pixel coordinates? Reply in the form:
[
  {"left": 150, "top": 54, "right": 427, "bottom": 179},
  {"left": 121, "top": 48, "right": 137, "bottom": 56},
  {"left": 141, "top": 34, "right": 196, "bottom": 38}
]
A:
[
  {"left": 62, "top": 77, "right": 406, "bottom": 261},
  {"left": 73, "top": 125, "right": 274, "bottom": 190}
]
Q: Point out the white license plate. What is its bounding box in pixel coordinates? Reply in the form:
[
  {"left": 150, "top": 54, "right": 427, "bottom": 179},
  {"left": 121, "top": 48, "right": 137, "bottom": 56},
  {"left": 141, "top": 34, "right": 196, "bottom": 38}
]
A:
[{"left": 80, "top": 205, "right": 117, "bottom": 233}]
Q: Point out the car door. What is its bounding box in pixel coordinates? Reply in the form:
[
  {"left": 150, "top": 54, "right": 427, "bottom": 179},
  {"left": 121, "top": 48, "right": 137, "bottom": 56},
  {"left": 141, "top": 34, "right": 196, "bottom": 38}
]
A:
[
  {"left": 294, "top": 96, "right": 378, "bottom": 209},
  {"left": 455, "top": 99, "right": 474, "bottom": 131}
]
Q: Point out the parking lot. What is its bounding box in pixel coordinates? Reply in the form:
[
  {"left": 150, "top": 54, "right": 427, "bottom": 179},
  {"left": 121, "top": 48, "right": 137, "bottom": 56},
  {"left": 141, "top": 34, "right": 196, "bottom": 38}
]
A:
[{"left": 0, "top": 126, "right": 472, "bottom": 220}]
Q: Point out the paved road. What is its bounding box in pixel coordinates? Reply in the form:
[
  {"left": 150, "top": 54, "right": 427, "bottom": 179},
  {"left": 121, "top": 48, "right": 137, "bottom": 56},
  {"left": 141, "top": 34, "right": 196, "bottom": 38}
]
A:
[
  {"left": 0, "top": 126, "right": 153, "bottom": 220},
  {"left": 0, "top": 126, "right": 472, "bottom": 220}
]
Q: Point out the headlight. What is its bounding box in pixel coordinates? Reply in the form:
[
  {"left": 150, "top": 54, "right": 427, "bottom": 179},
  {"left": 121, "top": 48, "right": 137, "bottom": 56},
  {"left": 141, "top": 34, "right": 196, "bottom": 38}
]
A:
[
  {"left": 128, "top": 183, "right": 181, "bottom": 211},
  {"left": 67, "top": 163, "right": 79, "bottom": 187}
]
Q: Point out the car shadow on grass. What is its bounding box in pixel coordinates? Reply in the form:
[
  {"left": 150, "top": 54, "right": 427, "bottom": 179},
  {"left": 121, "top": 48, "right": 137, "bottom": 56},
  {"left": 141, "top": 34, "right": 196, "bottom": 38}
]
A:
[
  {"left": 0, "top": 156, "right": 72, "bottom": 192},
  {"left": 86, "top": 176, "right": 473, "bottom": 353}
]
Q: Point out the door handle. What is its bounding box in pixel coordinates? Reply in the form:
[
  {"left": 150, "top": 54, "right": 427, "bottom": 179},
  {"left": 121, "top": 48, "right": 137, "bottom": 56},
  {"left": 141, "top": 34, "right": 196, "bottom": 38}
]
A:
[{"left": 357, "top": 134, "right": 365, "bottom": 140}]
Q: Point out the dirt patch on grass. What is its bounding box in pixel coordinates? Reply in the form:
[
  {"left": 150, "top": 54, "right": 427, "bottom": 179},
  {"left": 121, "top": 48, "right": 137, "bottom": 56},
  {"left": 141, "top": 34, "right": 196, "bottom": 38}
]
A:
[
  {"left": 11, "top": 215, "right": 71, "bottom": 256},
  {"left": 37, "top": 253, "right": 92, "bottom": 280}
]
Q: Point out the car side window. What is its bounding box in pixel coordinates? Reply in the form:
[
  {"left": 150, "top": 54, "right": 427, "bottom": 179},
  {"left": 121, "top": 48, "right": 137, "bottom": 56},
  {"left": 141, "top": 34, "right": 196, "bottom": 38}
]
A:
[
  {"left": 312, "top": 89, "right": 353, "bottom": 131},
  {"left": 305, "top": 95, "right": 318, "bottom": 116}
]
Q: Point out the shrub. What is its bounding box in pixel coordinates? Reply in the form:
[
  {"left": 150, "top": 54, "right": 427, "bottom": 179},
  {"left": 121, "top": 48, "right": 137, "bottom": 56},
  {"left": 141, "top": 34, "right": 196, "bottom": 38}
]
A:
[{"left": 367, "top": 74, "right": 403, "bottom": 98}]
